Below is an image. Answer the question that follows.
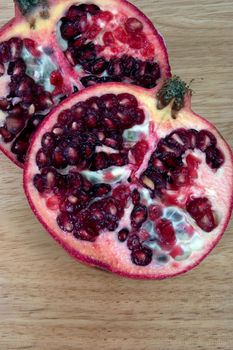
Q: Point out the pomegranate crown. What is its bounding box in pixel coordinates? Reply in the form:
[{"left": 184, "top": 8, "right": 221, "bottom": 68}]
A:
[
  {"left": 157, "top": 76, "right": 191, "bottom": 114},
  {"left": 16, "top": 0, "right": 48, "bottom": 15}
]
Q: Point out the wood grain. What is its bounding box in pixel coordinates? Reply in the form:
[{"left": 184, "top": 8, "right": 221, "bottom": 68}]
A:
[{"left": 0, "top": 1, "right": 232, "bottom": 349}]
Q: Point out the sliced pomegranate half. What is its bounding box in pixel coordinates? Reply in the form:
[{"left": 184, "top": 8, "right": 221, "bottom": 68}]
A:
[
  {"left": 0, "top": 0, "right": 170, "bottom": 167},
  {"left": 24, "top": 79, "right": 233, "bottom": 279}
]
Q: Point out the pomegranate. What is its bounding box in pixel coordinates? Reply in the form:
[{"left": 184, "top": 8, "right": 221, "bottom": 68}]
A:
[
  {"left": 0, "top": 0, "right": 170, "bottom": 167},
  {"left": 24, "top": 78, "right": 233, "bottom": 279}
]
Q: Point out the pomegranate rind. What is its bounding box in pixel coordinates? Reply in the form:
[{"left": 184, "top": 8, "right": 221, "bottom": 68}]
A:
[
  {"left": 0, "top": 0, "right": 171, "bottom": 167},
  {"left": 24, "top": 82, "right": 233, "bottom": 279}
]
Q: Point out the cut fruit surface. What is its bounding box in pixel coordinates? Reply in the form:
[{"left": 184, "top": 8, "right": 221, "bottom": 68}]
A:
[
  {"left": 24, "top": 80, "right": 233, "bottom": 279},
  {"left": 0, "top": 0, "right": 170, "bottom": 166}
]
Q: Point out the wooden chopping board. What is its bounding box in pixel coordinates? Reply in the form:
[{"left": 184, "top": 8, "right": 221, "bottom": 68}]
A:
[{"left": 0, "top": 1, "right": 233, "bottom": 349}]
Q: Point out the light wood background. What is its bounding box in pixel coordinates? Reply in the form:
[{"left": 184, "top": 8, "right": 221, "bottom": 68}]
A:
[{"left": 0, "top": 1, "right": 233, "bottom": 349}]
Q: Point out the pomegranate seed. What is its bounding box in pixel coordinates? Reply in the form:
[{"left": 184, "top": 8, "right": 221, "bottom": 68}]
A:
[
  {"left": 57, "top": 213, "right": 74, "bottom": 232},
  {"left": 41, "top": 132, "right": 55, "bottom": 150},
  {"left": 5, "top": 116, "right": 25, "bottom": 135},
  {"left": 64, "top": 145, "right": 80, "bottom": 165},
  {"left": 117, "top": 93, "right": 138, "bottom": 108},
  {"left": 114, "top": 26, "right": 128, "bottom": 44},
  {"left": 110, "top": 153, "right": 128, "bottom": 167},
  {"left": 60, "top": 20, "right": 82, "bottom": 39},
  {"left": 107, "top": 59, "right": 124, "bottom": 76},
  {"left": 103, "top": 32, "right": 115, "bottom": 46},
  {"left": 131, "top": 247, "right": 152, "bottom": 266},
  {"left": 67, "top": 172, "right": 82, "bottom": 188},
  {"left": 171, "top": 166, "right": 190, "bottom": 187},
  {"left": 131, "top": 189, "right": 140, "bottom": 205},
  {"left": 128, "top": 32, "right": 146, "bottom": 49},
  {"left": 0, "top": 41, "right": 10, "bottom": 62},
  {"left": 112, "top": 185, "right": 130, "bottom": 205},
  {"left": 0, "top": 98, "right": 9, "bottom": 111},
  {"left": 0, "top": 127, "right": 14, "bottom": 142},
  {"left": 125, "top": 18, "right": 143, "bottom": 33},
  {"left": 73, "top": 229, "right": 98, "bottom": 242},
  {"left": 33, "top": 174, "right": 45, "bottom": 193},
  {"left": 127, "top": 234, "right": 141, "bottom": 250},
  {"left": 197, "top": 130, "right": 217, "bottom": 152},
  {"left": 46, "top": 195, "right": 60, "bottom": 210},
  {"left": 89, "top": 57, "right": 108, "bottom": 75},
  {"left": 86, "top": 23, "right": 101, "bottom": 39},
  {"left": 131, "top": 140, "right": 148, "bottom": 165},
  {"left": 156, "top": 219, "right": 176, "bottom": 249},
  {"left": 36, "top": 149, "right": 51, "bottom": 168},
  {"left": 92, "top": 183, "right": 111, "bottom": 197},
  {"left": 148, "top": 205, "right": 163, "bottom": 221},
  {"left": 57, "top": 110, "right": 72, "bottom": 126},
  {"left": 131, "top": 205, "right": 148, "bottom": 228},
  {"left": 100, "top": 93, "right": 119, "bottom": 110},
  {"left": 118, "top": 228, "right": 129, "bottom": 242},
  {"left": 77, "top": 4, "right": 100, "bottom": 14},
  {"left": 50, "top": 71, "right": 63, "bottom": 86},
  {"left": 91, "top": 152, "right": 109, "bottom": 170},
  {"left": 95, "top": 11, "right": 113, "bottom": 22},
  {"left": 52, "top": 147, "right": 67, "bottom": 168},
  {"left": 186, "top": 197, "right": 217, "bottom": 232},
  {"left": 9, "top": 37, "right": 23, "bottom": 58},
  {"left": 65, "top": 5, "right": 84, "bottom": 20},
  {"left": 140, "top": 41, "right": 155, "bottom": 58},
  {"left": 205, "top": 146, "right": 225, "bottom": 169}
]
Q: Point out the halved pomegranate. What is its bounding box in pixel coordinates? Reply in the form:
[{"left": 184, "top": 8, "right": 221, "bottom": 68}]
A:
[
  {"left": 24, "top": 78, "right": 233, "bottom": 279},
  {"left": 0, "top": 0, "right": 170, "bottom": 167}
]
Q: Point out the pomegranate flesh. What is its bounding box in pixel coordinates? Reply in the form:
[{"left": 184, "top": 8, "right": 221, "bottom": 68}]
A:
[
  {"left": 24, "top": 80, "right": 233, "bottom": 279},
  {"left": 0, "top": 0, "right": 170, "bottom": 166}
]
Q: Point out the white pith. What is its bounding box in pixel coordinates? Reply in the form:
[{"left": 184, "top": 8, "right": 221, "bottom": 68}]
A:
[{"left": 24, "top": 84, "right": 233, "bottom": 278}]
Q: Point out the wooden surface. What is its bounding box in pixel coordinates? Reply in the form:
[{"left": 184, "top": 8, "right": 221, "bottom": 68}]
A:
[{"left": 0, "top": 1, "right": 233, "bottom": 349}]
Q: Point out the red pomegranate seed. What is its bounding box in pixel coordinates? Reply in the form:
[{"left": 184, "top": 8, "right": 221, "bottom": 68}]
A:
[
  {"left": 46, "top": 195, "right": 60, "bottom": 210},
  {"left": 131, "top": 189, "right": 140, "bottom": 205},
  {"left": 117, "top": 93, "right": 138, "bottom": 108},
  {"left": 156, "top": 218, "right": 176, "bottom": 249},
  {"left": 205, "top": 146, "right": 225, "bottom": 169},
  {"left": 57, "top": 213, "right": 74, "bottom": 232},
  {"left": 148, "top": 205, "right": 163, "bottom": 221},
  {"left": 9, "top": 37, "right": 23, "bottom": 59},
  {"left": 140, "top": 41, "right": 155, "bottom": 58},
  {"left": 197, "top": 130, "right": 217, "bottom": 152},
  {"left": 186, "top": 197, "right": 217, "bottom": 232},
  {"left": 131, "top": 247, "right": 152, "bottom": 266},
  {"left": 131, "top": 139, "right": 148, "bottom": 165},
  {"left": 118, "top": 228, "right": 129, "bottom": 242},
  {"left": 65, "top": 5, "right": 84, "bottom": 20},
  {"left": 95, "top": 11, "right": 113, "bottom": 22},
  {"left": 127, "top": 234, "right": 141, "bottom": 250},
  {"left": 114, "top": 26, "right": 128, "bottom": 43},
  {"left": 125, "top": 18, "right": 143, "bottom": 33},
  {"left": 171, "top": 166, "right": 190, "bottom": 187},
  {"left": 128, "top": 32, "right": 146, "bottom": 49},
  {"left": 86, "top": 23, "right": 101, "bottom": 39},
  {"left": 103, "top": 32, "right": 115, "bottom": 46},
  {"left": 5, "top": 116, "right": 25, "bottom": 135},
  {"left": 50, "top": 71, "right": 63, "bottom": 86},
  {"left": 36, "top": 149, "right": 51, "bottom": 168},
  {"left": 131, "top": 205, "right": 148, "bottom": 228},
  {"left": 112, "top": 185, "right": 130, "bottom": 205}
]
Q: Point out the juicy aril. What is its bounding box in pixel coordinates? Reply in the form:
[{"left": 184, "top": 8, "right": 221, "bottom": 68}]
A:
[
  {"left": 24, "top": 78, "right": 233, "bottom": 279},
  {"left": 0, "top": 0, "right": 170, "bottom": 166}
]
